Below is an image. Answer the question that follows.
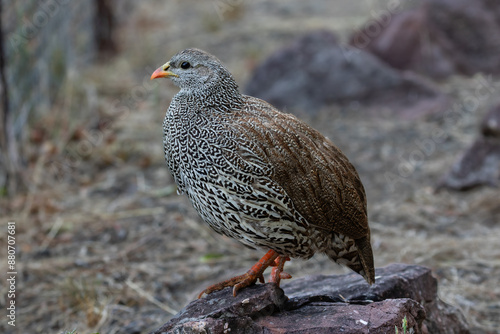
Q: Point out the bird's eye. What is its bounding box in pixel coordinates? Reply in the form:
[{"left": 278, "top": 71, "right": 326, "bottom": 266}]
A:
[{"left": 180, "top": 62, "right": 191, "bottom": 69}]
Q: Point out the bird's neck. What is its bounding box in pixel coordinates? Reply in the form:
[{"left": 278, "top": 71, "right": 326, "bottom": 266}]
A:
[{"left": 176, "top": 80, "right": 244, "bottom": 113}]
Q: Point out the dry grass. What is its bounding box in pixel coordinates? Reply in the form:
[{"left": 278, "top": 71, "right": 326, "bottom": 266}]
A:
[{"left": 1, "top": 1, "right": 499, "bottom": 333}]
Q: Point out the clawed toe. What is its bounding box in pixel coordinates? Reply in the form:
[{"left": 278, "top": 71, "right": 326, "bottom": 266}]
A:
[
  {"left": 198, "top": 272, "right": 264, "bottom": 298},
  {"left": 269, "top": 255, "right": 291, "bottom": 285}
]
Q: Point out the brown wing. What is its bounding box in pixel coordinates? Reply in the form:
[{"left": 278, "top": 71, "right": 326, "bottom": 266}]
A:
[{"left": 234, "top": 96, "right": 369, "bottom": 240}]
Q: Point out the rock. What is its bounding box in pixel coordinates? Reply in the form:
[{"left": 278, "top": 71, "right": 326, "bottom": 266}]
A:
[
  {"left": 437, "top": 137, "right": 500, "bottom": 191},
  {"left": 438, "top": 102, "right": 500, "bottom": 191},
  {"left": 150, "top": 283, "right": 288, "bottom": 334},
  {"left": 426, "top": 0, "right": 500, "bottom": 76},
  {"left": 149, "top": 263, "right": 470, "bottom": 334},
  {"left": 257, "top": 298, "right": 425, "bottom": 334},
  {"left": 350, "top": 0, "right": 500, "bottom": 79},
  {"left": 245, "top": 30, "right": 446, "bottom": 118},
  {"left": 350, "top": 8, "right": 428, "bottom": 72},
  {"left": 481, "top": 102, "right": 500, "bottom": 138}
]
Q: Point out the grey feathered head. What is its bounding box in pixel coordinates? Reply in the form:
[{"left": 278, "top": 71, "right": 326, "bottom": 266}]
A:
[{"left": 151, "top": 48, "right": 237, "bottom": 94}]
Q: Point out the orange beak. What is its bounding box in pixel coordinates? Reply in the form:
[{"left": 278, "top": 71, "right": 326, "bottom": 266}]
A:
[{"left": 150, "top": 62, "right": 178, "bottom": 80}]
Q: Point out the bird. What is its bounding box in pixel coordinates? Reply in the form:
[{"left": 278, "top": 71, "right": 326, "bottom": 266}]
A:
[{"left": 150, "top": 48, "right": 375, "bottom": 298}]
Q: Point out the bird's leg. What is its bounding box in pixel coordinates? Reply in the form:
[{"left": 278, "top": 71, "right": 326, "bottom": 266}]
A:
[
  {"left": 198, "top": 249, "right": 279, "bottom": 298},
  {"left": 269, "top": 255, "right": 292, "bottom": 286}
]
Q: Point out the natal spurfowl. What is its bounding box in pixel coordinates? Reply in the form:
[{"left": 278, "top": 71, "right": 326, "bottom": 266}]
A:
[{"left": 151, "top": 48, "right": 375, "bottom": 298}]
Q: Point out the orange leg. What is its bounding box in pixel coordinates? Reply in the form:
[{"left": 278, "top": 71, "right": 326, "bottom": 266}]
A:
[
  {"left": 198, "top": 249, "right": 280, "bottom": 298},
  {"left": 269, "top": 255, "right": 292, "bottom": 286}
]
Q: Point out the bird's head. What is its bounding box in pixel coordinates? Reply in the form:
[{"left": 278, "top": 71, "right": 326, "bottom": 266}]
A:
[{"left": 151, "top": 48, "right": 237, "bottom": 95}]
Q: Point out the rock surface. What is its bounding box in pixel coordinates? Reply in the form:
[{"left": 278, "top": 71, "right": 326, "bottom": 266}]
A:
[
  {"left": 437, "top": 137, "right": 500, "bottom": 191},
  {"left": 150, "top": 263, "right": 470, "bottom": 334},
  {"left": 438, "top": 103, "right": 500, "bottom": 190},
  {"left": 350, "top": 0, "right": 500, "bottom": 79},
  {"left": 481, "top": 102, "right": 500, "bottom": 139},
  {"left": 245, "top": 30, "right": 446, "bottom": 118}
]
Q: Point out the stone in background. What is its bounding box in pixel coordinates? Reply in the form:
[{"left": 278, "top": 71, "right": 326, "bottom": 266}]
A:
[
  {"left": 245, "top": 30, "right": 446, "bottom": 118},
  {"left": 349, "top": 0, "right": 500, "bottom": 79}
]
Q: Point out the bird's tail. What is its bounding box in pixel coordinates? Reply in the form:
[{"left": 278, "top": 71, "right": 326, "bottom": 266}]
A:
[{"left": 325, "top": 233, "right": 375, "bottom": 285}]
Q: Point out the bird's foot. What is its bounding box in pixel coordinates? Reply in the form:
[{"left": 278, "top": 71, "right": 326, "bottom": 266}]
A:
[
  {"left": 269, "top": 255, "right": 292, "bottom": 286},
  {"left": 198, "top": 250, "right": 280, "bottom": 298},
  {"left": 197, "top": 272, "right": 265, "bottom": 298}
]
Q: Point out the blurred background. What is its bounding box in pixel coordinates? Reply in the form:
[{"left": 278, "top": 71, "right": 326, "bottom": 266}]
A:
[{"left": 1, "top": 0, "right": 500, "bottom": 333}]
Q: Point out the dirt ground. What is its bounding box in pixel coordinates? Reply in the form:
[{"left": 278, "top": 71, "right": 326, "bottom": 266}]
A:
[{"left": 1, "top": 1, "right": 500, "bottom": 333}]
